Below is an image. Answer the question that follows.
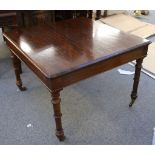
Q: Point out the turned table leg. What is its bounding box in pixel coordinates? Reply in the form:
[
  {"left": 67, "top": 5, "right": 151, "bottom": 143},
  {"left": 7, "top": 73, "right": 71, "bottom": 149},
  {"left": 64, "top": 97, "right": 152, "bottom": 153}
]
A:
[
  {"left": 11, "top": 52, "right": 26, "bottom": 91},
  {"left": 51, "top": 89, "right": 65, "bottom": 141},
  {"left": 129, "top": 57, "right": 144, "bottom": 107},
  {"left": 2, "top": 27, "right": 6, "bottom": 42},
  {"left": 19, "top": 60, "right": 22, "bottom": 74}
]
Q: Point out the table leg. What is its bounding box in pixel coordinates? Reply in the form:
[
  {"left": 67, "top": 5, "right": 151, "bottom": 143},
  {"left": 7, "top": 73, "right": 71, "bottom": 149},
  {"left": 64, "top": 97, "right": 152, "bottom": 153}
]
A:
[
  {"left": 18, "top": 60, "right": 23, "bottom": 74},
  {"left": 2, "top": 27, "right": 6, "bottom": 41},
  {"left": 51, "top": 89, "right": 65, "bottom": 141},
  {"left": 129, "top": 57, "right": 144, "bottom": 107},
  {"left": 11, "top": 52, "right": 26, "bottom": 91},
  {"left": 95, "top": 10, "right": 101, "bottom": 20}
]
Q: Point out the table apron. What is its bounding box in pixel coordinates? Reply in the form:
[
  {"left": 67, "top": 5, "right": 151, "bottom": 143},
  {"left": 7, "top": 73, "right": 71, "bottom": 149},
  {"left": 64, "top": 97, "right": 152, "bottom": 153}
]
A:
[
  {"left": 51, "top": 46, "right": 148, "bottom": 90},
  {"left": 5, "top": 40, "right": 148, "bottom": 91}
]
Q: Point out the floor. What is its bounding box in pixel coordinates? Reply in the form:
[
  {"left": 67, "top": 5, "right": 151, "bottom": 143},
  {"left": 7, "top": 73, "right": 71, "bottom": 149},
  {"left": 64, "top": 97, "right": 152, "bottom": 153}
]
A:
[{"left": 0, "top": 11, "right": 155, "bottom": 145}]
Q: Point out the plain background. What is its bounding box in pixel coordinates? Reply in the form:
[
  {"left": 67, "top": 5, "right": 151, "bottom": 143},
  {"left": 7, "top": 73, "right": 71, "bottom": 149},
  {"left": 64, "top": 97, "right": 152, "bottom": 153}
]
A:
[{"left": 0, "top": 0, "right": 155, "bottom": 154}]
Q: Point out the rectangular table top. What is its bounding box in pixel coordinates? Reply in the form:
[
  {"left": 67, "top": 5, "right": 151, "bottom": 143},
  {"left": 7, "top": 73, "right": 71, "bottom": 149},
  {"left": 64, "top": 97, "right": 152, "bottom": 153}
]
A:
[{"left": 3, "top": 17, "right": 150, "bottom": 79}]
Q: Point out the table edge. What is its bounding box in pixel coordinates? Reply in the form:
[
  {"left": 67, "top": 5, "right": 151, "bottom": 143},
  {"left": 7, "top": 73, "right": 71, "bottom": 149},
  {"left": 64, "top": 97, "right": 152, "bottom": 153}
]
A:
[{"left": 3, "top": 30, "right": 151, "bottom": 80}]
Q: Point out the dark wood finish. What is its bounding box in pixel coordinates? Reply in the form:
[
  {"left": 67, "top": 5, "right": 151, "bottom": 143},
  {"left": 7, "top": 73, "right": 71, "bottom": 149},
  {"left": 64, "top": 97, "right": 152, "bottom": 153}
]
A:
[
  {"left": 54, "top": 10, "right": 92, "bottom": 21},
  {"left": 20, "top": 10, "right": 93, "bottom": 27},
  {"left": 88, "top": 10, "right": 93, "bottom": 19},
  {"left": 0, "top": 11, "right": 18, "bottom": 41},
  {"left": 10, "top": 51, "right": 26, "bottom": 91},
  {"left": 0, "top": 11, "right": 17, "bottom": 27},
  {"left": 0, "top": 10, "right": 95, "bottom": 28},
  {"left": 18, "top": 60, "right": 22, "bottom": 74},
  {"left": 129, "top": 55, "right": 146, "bottom": 107},
  {"left": 1, "top": 27, "right": 5, "bottom": 39},
  {"left": 21, "top": 11, "right": 54, "bottom": 26},
  {"left": 3, "top": 17, "right": 151, "bottom": 141},
  {"left": 51, "top": 89, "right": 65, "bottom": 141},
  {"left": 96, "top": 10, "right": 101, "bottom": 20}
]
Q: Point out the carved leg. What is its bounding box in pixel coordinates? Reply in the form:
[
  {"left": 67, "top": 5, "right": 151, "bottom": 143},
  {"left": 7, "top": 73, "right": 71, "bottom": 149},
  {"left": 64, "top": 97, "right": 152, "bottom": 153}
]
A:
[
  {"left": 129, "top": 57, "right": 144, "bottom": 107},
  {"left": 11, "top": 52, "right": 26, "bottom": 91},
  {"left": 51, "top": 89, "right": 65, "bottom": 141}
]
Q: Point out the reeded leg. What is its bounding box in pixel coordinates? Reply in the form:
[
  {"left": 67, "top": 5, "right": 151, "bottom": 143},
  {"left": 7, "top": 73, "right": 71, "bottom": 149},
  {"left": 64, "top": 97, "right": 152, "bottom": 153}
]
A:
[
  {"left": 11, "top": 52, "right": 26, "bottom": 91},
  {"left": 51, "top": 89, "right": 65, "bottom": 141},
  {"left": 129, "top": 57, "right": 144, "bottom": 107}
]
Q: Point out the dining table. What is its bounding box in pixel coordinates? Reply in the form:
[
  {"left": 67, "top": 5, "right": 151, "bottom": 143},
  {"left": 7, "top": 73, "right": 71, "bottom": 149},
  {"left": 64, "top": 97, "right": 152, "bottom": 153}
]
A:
[{"left": 3, "top": 17, "right": 151, "bottom": 141}]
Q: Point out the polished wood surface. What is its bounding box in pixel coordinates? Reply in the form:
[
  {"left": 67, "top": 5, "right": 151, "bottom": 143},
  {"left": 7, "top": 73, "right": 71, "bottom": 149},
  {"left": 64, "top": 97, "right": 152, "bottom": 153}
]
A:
[
  {"left": 3, "top": 17, "right": 151, "bottom": 141},
  {"left": 3, "top": 17, "right": 150, "bottom": 79}
]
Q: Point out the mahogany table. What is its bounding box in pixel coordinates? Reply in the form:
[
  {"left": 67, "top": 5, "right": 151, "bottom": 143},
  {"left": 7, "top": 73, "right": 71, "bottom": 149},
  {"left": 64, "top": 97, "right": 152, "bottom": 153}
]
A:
[{"left": 3, "top": 17, "right": 151, "bottom": 141}]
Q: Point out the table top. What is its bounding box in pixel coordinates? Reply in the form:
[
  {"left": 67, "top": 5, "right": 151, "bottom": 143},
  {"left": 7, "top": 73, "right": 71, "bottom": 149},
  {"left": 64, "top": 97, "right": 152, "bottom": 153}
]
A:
[{"left": 3, "top": 17, "right": 150, "bottom": 79}]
